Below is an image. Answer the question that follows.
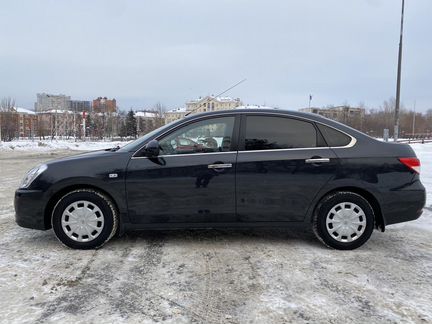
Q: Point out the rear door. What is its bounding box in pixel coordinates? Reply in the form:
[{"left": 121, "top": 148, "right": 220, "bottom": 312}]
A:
[{"left": 236, "top": 114, "right": 338, "bottom": 222}]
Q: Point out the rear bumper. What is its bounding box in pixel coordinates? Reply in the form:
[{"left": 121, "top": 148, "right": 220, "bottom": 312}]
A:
[
  {"left": 380, "top": 184, "right": 426, "bottom": 226},
  {"left": 14, "top": 189, "right": 49, "bottom": 230}
]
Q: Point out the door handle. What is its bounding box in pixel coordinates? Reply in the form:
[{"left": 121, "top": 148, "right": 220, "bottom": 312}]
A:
[
  {"left": 208, "top": 163, "right": 232, "bottom": 169},
  {"left": 305, "top": 158, "right": 330, "bottom": 164}
]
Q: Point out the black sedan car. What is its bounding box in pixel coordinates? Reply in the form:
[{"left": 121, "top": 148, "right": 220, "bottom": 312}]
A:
[{"left": 15, "top": 109, "right": 425, "bottom": 250}]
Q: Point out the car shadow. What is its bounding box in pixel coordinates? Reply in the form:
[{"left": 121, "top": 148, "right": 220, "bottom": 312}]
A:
[
  {"left": 16, "top": 225, "right": 324, "bottom": 250},
  {"left": 114, "top": 226, "right": 323, "bottom": 248}
]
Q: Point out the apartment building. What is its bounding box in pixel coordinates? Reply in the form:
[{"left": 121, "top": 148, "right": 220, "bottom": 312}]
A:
[
  {"left": 186, "top": 96, "right": 242, "bottom": 114},
  {"left": 35, "top": 93, "right": 71, "bottom": 112},
  {"left": 93, "top": 97, "right": 117, "bottom": 113}
]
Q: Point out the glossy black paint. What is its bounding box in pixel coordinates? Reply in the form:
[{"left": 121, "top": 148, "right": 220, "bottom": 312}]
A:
[
  {"left": 236, "top": 148, "right": 339, "bottom": 222},
  {"left": 126, "top": 152, "right": 237, "bottom": 223},
  {"left": 15, "top": 109, "right": 426, "bottom": 234}
]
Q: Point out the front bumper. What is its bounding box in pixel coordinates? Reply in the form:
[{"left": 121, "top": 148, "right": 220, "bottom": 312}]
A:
[{"left": 15, "top": 189, "right": 49, "bottom": 230}]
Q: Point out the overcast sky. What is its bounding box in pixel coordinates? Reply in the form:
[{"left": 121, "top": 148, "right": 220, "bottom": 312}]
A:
[{"left": 0, "top": 0, "right": 431, "bottom": 112}]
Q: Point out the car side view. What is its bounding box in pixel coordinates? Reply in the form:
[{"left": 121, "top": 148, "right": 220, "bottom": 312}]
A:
[{"left": 15, "top": 109, "right": 426, "bottom": 250}]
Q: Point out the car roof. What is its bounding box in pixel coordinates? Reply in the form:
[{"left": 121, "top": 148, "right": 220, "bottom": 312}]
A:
[
  {"left": 184, "top": 108, "right": 340, "bottom": 125},
  {"left": 185, "top": 108, "right": 317, "bottom": 120},
  {"left": 183, "top": 108, "right": 370, "bottom": 140}
]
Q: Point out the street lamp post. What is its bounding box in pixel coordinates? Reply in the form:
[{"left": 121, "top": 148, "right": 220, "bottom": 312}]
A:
[
  {"left": 411, "top": 100, "right": 416, "bottom": 137},
  {"left": 394, "top": 0, "right": 405, "bottom": 141}
]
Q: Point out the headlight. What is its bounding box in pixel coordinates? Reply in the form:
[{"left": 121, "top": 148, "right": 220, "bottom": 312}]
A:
[{"left": 20, "top": 164, "right": 48, "bottom": 188}]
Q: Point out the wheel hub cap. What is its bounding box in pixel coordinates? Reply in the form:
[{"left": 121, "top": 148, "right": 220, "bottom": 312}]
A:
[
  {"left": 61, "top": 200, "right": 104, "bottom": 242},
  {"left": 326, "top": 202, "right": 366, "bottom": 243}
]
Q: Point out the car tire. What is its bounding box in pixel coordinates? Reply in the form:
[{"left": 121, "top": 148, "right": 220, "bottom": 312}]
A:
[
  {"left": 313, "top": 191, "right": 374, "bottom": 250},
  {"left": 52, "top": 189, "right": 118, "bottom": 249}
]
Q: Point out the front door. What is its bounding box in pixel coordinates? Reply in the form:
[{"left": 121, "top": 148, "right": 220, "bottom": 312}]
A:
[
  {"left": 236, "top": 114, "right": 338, "bottom": 222},
  {"left": 126, "top": 115, "right": 239, "bottom": 224}
]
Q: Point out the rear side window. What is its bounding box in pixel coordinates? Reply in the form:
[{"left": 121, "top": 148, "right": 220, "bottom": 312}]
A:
[
  {"left": 244, "top": 116, "right": 317, "bottom": 150},
  {"left": 317, "top": 123, "right": 351, "bottom": 147}
]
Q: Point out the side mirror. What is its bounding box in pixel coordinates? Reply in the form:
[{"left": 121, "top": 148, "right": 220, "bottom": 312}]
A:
[{"left": 143, "top": 140, "right": 160, "bottom": 157}]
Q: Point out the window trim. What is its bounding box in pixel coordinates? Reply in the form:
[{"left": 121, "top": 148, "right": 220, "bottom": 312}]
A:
[
  {"left": 238, "top": 113, "right": 356, "bottom": 152},
  {"left": 131, "top": 111, "right": 356, "bottom": 158},
  {"left": 313, "top": 120, "right": 357, "bottom": 149},
  {"left": 133, "top": 114, "right": 241, "bottom": 158}
]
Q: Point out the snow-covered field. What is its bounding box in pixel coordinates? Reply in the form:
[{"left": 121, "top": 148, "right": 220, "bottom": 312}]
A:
[
  {"left": 0, "top": 139, "right": 131, "bottom": 152},
  {"left": 0, "top": 143, "right": 431, "bottom": 323}
]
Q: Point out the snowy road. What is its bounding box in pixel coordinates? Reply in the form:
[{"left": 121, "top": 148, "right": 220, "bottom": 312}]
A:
[{"left": 0, "top": 146, "right": 431, "bottom": 323}]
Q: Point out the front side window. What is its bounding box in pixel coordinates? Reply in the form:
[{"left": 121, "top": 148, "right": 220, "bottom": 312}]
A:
[
  {"left": 159, "top": 116, "right": 235, "bottom": 155},
  {"left": 244, "top": 116, "right": 317, "bottom": 150}
]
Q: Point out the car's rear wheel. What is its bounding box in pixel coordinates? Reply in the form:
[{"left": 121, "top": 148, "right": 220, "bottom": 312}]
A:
[
  {"left": 52, "top": 189, "right": 118, "bottom": 249},
  {"left": 313, "top": 191, "right": 374, "bottom": 250}
]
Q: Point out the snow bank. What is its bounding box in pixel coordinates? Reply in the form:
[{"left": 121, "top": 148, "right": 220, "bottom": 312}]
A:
[{"left": 0, "top": 140, "right": 131, "bottom": 152}]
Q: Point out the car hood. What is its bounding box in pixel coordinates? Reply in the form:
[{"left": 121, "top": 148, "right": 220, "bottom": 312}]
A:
[{"left": 45, "top": 149, "right": 120, "bottom": 165}]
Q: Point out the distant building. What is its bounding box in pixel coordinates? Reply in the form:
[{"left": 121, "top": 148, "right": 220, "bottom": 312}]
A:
[
  {"left": 14, "top": 108, "right": 38, "bottom": 138},
  {"left": 93, "top": 97, "right": 117, "bottom": 113},
  {"left": 299, "top": 106, "right": 365, "bottom": 127},
  {"left": 37, "top": 109, "right": 75, "bottom": 138},
  {"left": 163, "top": 96, "right": 243, "bottom": 124},
  {"left": 35, "top": 93, "right": 70, "bottom": 112},
  {"left": 68, "top": 100, "right": 92, "bottom": 112},
  {"left": 0, "top": 107, "right": 38, "bottom": 140},
  {"left": 164, "top": 107, "right": 187, "bottom": 124},
  {"left": 186, "top": 96, "right": 242, "bottom": 114}
]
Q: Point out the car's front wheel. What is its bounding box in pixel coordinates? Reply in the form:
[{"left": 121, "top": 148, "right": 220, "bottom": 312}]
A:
[
  {"left": 313, "top": 191, "right": 375, "bottom": 250},
  {"left": 52, "top": 189, "right": 118, "bottom": 249}
]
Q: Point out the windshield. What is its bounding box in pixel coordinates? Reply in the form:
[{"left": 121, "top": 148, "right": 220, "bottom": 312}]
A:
[{"left": 118, "top": 119, "right": 179, "bottom": 152}]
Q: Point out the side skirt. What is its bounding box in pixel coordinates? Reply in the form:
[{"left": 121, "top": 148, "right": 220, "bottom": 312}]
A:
[{"left": 121, "top": 221, "right": 308, "bottom": 232}]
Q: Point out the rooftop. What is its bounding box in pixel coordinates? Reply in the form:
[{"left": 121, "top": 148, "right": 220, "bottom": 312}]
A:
[
  {"left": 13, "top": 107, "right": 36, "bottom": 115},
  {"left": 236, "top": 105, "right": 276, "bottom": 110},
  {"left": 187, "top": 96, "right": 241, "bottom": 103},
  {"left": 166, "top": 107, "right": 187, "bottom": 113},
  {"left": 135, "top": 111, "right": 158, "bottom": 118}
]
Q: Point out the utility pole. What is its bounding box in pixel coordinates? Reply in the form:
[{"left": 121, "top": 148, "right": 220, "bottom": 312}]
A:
[
  {"left": 73, "top": 104, "right": 76, "bottom": 141},
  {"left": 82, "top": 111, "right": 86, "bottom": 141},
  {"left": 55, "top": 109, "right": 58, "bottom": 139},
  {"left": 309, "top": 94, "right": 312, "bottom": 109},
  {"left": 394, "top": 0, "right": 405, "bottom": 141},
  {"left": 411, "top": 100, "right": 416, "bottom": 137}
]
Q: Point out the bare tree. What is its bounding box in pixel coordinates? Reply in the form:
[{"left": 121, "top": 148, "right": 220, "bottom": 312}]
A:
[
  {"left": 0, "top": 97, "right": 17, "bottom": 141},
  {"left": 153, "top": 102, "right": 166, "bottom": 129}
]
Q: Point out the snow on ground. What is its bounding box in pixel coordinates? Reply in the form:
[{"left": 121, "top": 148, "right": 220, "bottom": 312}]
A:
[
  {"left": 393, "top": 143, "right": 432, "bottom": 231},
  {"left": 411, "top": 143, "right": 432, "bottom": 203},
  {"left": 0, "top": 139, "right": 131, "bottom": 152},
  {"left": 0, "top": 142, "right": 431, "bottom": 323}
]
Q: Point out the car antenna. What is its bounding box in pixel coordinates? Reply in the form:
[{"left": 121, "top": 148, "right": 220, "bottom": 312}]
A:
[{"left": 184, "top": 78, "right": 247, "bottom": 116}]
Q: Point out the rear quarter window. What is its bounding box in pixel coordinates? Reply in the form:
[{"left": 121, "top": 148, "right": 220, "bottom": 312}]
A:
[{"left": 317, "top": 123, "right": 352, "bottom": 147}]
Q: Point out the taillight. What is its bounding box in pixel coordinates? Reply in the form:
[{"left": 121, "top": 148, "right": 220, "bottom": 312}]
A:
[{"left": 399, "top": 157, "right": 421, "bottom": 174}]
